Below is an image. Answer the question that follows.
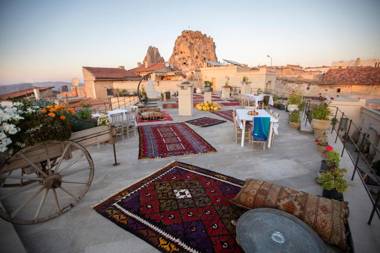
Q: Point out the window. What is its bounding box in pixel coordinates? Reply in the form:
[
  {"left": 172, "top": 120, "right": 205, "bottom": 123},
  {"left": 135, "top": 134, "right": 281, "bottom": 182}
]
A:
[
  {"left": 106, "top": 88, "right": 114, "bottom": 96},
  {"left": 337, "top": 88, "right": 341, "bottom": 93}
]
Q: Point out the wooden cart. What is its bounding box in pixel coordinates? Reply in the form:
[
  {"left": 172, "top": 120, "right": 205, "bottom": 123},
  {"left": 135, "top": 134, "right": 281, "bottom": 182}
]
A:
[{"left": 0, "top": 126, "right": 117, "bottom": 225}]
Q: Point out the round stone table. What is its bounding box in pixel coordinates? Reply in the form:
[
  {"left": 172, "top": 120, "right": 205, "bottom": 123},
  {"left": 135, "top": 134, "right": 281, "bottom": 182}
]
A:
[{"left": 236, "top": 208, "right": 327, "bottom": 253}]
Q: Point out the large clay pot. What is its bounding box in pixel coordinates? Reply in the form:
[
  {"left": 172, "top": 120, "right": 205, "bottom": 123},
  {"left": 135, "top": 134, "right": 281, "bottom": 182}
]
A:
[
  {"left": 289, "top": 122, "right": 300, "bottom": 129},
  {"left": 287, "top": 104, "right": 298, "bottom": 112},
  {"left": 311, "top": 119, "right": 330, "bottom": 130}
]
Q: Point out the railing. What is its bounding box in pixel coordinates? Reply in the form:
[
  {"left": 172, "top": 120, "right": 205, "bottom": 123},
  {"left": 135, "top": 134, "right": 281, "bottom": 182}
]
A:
[
  {"left": 302, "top": 99, "right": 380, "bottom": 224},
  {"left": 329, "top": 106, "right": 380, "bottom": 224}
]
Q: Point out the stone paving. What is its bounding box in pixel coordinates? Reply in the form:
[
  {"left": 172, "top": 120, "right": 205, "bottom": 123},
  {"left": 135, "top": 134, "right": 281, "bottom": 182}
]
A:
[{"left": 3, "top": 106, "right": 379, "bottom": 253}]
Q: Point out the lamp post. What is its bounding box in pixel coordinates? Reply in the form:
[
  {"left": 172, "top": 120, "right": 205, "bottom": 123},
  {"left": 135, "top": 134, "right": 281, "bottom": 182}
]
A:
[{"left": 266, "top": 55, "right": 272, "bottom": 67}]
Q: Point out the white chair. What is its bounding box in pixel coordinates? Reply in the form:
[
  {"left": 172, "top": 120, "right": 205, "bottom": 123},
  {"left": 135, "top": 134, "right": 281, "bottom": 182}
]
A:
[
  {"left": 124, "top": 111, "right": 137, "bottom": 138},
  {"left": 232, "top": 110, "right": 252, "bottom": 144},
  {"left": 110, "top": 112, "right": 125, "bottom": 139}
]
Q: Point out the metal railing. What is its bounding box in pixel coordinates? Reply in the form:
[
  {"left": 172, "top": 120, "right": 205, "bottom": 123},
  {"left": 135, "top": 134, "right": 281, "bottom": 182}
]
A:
[
  {"left": 329, "top": 106, "right": 380, "bottom": 224},
  {"left": 302, "top": 99, "right": 380, "bottom": 224}
]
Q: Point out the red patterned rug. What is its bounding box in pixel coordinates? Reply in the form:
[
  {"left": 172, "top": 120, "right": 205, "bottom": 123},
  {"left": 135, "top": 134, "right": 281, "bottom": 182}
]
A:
[
  {"left": 136, "top": 111, "right": 173, "bottom": 124},
  {"left": 162, "top": 103, "right": 178, "bottom": 109},
  {"left": 185, "top": 117, "right": 226, "bottom": 127},
  {"left": 211, "top": 110, "right": 234, "bottom": 122},
  {"left": 138, "top": 123, "right": 217, "bottom": 159},
  {"left": 94, "top": 161, "right": 245, "bottom": 253}
]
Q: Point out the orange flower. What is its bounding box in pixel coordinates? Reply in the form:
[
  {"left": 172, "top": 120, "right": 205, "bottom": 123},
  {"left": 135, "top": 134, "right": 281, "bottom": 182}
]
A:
[
  {"left": 48, "top": 112, "right": 56, "bottom": 117},
  {"left": 60, "top": 115, "right": 66, "bottom": 120},
  {"left": 68, "top": 108, "right": 75, "bottom": 114}
]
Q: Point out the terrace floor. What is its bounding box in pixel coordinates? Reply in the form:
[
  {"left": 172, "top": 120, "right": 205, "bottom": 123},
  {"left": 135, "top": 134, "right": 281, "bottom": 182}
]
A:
[{"left": 3, "top": 105, "right": 380, "bottom": 253}]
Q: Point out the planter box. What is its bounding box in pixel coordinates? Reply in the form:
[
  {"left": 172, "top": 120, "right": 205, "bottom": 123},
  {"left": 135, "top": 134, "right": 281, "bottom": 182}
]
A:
[
  {"left": 70, "top": 125, "right": 115, "bottom": 146},
  {"left": 322, "top": 189, "right": 344, "bottom": 201}
]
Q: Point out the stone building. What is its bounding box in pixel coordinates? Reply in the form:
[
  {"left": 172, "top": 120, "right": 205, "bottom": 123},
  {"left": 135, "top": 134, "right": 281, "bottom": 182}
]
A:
[
  {"left": 199, "top": 63, "right": 276, "bottom": 94},
  {"left": 273, "top": 66, "right": 380, "bottom": 98},
  {"left": 82, "top": 63, "right": 184, "bottom": 99}
]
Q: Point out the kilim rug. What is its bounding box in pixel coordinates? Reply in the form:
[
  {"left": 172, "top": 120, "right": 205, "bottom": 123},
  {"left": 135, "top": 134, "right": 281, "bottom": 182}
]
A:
[
  {"left": 185, "top": 117, "right": 226, "bottom": 128},
  {"left": 211, "top": 110, "right": 234, "bottom": 122},
  {"left": 136, "top": 111, "right": 173, "bottom": 124},
  {"left": 138, "top": 123, "right": 217, "bottom": 159},
  {"left": 94, "top": 161, "right": 245, "bottom": 253}
]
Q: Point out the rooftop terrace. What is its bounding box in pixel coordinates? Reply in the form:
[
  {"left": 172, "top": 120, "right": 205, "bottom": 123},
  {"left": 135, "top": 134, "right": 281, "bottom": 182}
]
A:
[{"left": 2, "top": 102, "right": 380, "bottom": 253}]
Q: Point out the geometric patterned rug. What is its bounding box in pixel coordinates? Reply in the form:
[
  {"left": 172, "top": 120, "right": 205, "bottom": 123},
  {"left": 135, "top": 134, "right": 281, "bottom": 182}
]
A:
[
  {"left": 211, "top": 110, "right": 234, "bottom": 122},
  {"left": 185, "top": 117, "right": 226, "bottom": 127},
  {"left": 94, "top": 161, "right": 245, "bottom": 253},
  {"left": 138, "top": 123, "right": 217, "bottom": 159}
]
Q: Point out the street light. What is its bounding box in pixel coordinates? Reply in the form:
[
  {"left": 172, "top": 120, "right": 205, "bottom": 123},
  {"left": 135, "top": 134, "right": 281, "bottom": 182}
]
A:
[{"left": 266, "top": 55, "right": 272, "bottom": 67}]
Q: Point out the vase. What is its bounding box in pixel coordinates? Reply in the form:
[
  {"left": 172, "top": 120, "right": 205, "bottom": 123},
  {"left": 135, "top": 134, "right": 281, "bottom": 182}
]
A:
[
  {"left": 311, "top": 119, "right": 330, "bottom": 130},
  {"left": 287, "top": 104, "right": 298, "bottom": 112}
]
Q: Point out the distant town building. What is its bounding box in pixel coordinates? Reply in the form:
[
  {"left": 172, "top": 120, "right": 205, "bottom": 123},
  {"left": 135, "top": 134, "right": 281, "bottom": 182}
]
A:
[
  {"left": 199, "top": 63, "right": 276, "bottom": 94},
  {"left": 332, "top": 58, "right": 380, "bottom": 68},
  {"left": 82, "top": 63, "right": 184, "bottom": 99},
  {"left": 0, "top": 86, "right": 54, "bottom": 101},
  {"left": 274, "top": 66, "right": 380, "bottom": 98}
]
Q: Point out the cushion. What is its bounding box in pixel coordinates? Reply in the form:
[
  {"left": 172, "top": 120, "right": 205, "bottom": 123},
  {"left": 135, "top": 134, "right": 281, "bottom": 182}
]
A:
[
  {"left": 140, "top": 111, "right": 163, "bottom": 120},
  {"left": 231, "top": 179, "right": 349, "bottom": 250}
]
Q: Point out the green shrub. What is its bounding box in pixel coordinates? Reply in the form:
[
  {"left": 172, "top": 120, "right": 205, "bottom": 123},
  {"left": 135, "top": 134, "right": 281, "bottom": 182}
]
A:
[
  {"left": 326, "top": 150, "right": 340, "bottom": 168},
  {"left": 311, "top": 103, "right": 330, "bottom": 120},
  {"left": 76, "top": 106, "right": 92, "bottom": 120},
  {"left": 317, "top": 168, "right": 348, "bottom": 193},
  {"left": 289, "top": 110, "right": 300, "bottom": 123},
  {"left": 288, "top": 93, "right": 302, "bottom": 105}
]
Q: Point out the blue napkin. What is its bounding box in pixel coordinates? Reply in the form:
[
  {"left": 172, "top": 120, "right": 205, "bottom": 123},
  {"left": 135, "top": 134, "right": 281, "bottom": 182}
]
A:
[{"left": 252, "top": 117, "right": 270, "bottom": 141}]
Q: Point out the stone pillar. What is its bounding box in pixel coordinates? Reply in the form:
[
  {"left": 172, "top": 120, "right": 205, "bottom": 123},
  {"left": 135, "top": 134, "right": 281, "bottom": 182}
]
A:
[
  {"left": 221, "top": 86, "right": 231, "bottom": 99},
  {"left": 177, "top": 81, "right": 193, "bottom": 116},
  {"left": 204, "top": 92, "right": 212, "bottom": 103}
]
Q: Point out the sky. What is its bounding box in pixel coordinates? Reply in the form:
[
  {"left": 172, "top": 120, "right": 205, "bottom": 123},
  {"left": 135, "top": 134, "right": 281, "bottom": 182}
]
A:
[{"left": 0, "top": 0, "right": 379, "bottom": 84}]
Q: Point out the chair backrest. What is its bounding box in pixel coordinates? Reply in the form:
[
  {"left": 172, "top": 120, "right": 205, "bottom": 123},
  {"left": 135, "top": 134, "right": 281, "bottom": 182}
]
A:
[
  {"left": 125, "top": 111, "right": 136, "bottom": 125},
  {"left": 263, "top": 95, "right": 270, "bottom": 105},
  {"left": 110, "top": 112, "right": 124, "bottom": 125},
  {"left": 252, "top": 117, "right": 270, "bottom": 141}
]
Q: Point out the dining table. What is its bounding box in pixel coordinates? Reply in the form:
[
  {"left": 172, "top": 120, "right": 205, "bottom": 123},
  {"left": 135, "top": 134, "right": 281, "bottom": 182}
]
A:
[
  {"left": 235, "top": 108, "right": 279, "bottom": 148},
  {"left": 244, "top": 94, "right": 274, "bottom": 106}
]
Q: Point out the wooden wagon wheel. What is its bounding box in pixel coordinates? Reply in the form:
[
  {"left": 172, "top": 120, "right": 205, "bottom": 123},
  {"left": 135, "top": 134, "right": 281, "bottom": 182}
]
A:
[{"left": 0, "top": 140, "right": 94, "bottom": 224}]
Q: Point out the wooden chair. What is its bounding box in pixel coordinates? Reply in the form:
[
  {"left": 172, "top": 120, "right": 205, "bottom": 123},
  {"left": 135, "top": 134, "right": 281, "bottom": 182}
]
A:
[
  {"left": 124, "top": 111, "right": 137, "bottom": 138},
  {"left": 232, "top": 110, "right": 252, "bottom": 144},
  {"left": 250, "top": 117, "right": 270, "bottom": 150},
  {"left": 110, "top": 112, "right": 125, "bottom": 139}
]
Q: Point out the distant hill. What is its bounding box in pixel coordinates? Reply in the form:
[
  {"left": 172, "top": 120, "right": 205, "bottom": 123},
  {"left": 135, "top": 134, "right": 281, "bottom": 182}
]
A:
[{"left": 0, "top": 81, "right": 75, "bottom": 95}]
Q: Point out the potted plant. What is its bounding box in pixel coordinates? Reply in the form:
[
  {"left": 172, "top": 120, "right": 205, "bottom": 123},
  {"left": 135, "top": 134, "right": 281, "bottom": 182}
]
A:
[
  {"left": 288, "top": 110, "right": 300, "bottom": 129},
  {"left": 315, "top": 138, "right": 328, "bottom": 153},
  {"left": 287, "top": 92, "right": 302, "bottom": 112},
  {"left": 311, "top": 103, "right": 330, "bottom": 129},
  {"left": 317, "top": 168, "right": 348, "bottom": 201},
  {"left": 320, "top": 145, "right": 340, "bottom": 172}
]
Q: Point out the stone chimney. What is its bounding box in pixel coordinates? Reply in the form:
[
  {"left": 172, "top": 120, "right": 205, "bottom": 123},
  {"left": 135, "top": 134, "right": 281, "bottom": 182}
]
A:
[{"left": 118, "top": 66, "right": 125, "bottom": 69}]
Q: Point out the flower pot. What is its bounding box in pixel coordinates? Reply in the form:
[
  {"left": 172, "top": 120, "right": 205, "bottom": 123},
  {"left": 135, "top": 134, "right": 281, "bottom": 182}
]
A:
[
  {"left": 322, "top": 189, "right": 343, "bottom": 201},
  {"left": 287, "top": 104, "right": 298, "bottom": 112},
  {"left": 311, "top": 119, "right": 330, "bottom": 131},
  {"left": 289, "top": 122, "right": 300, "bottom": 129},
  {"left": 320, "top": 160, "right": 328, "bottom": 172}
]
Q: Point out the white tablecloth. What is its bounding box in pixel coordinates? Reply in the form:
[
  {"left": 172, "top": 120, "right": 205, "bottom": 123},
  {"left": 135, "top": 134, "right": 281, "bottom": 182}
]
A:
[
  {"left": 244, "top": 94, "right": 274, "bottom": 106},
  {"left": 235, "top": 109, "right": 279, "bottom": 148}
]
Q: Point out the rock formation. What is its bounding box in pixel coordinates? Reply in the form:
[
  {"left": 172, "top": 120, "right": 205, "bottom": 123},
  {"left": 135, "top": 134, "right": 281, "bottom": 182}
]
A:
[
  {"left": 169, "top": 30, "right": 217, "bottom": 74},
  {"left": 143, "top": 46, "right": 164, "bottom": 66}
]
